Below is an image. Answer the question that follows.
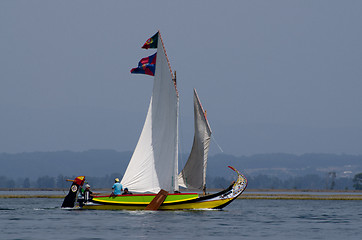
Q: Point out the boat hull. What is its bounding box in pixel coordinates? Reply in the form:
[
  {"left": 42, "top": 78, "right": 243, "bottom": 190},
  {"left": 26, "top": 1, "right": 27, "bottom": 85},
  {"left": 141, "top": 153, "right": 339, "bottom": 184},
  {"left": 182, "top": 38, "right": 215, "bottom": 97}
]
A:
[
  {"left": 81, "top": 167, "right": 247, "bottom": 210},
  {"left": 83, "top": 197, "right": 234, "bottom": 210}
]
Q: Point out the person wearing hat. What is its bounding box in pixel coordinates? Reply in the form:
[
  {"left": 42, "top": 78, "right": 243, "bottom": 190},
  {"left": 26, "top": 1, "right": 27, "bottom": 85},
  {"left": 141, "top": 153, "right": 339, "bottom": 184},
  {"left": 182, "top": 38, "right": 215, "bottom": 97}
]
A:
[
  {"left": 84, "top": 184, "right": 93, "bottom": 202},
  {"left": 112, "top": 178, "right": 123, "bottom": 196}
]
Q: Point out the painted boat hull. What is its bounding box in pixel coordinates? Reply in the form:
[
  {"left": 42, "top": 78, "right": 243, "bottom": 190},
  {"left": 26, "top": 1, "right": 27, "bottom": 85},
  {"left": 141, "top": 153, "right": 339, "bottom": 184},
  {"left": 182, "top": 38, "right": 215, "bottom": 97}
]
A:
[
  {"left": 81, "top": 167, "right": 247, "bottom": 210},
  {"left": 83, "top": 188, "right": 237, "bottom": 210}
]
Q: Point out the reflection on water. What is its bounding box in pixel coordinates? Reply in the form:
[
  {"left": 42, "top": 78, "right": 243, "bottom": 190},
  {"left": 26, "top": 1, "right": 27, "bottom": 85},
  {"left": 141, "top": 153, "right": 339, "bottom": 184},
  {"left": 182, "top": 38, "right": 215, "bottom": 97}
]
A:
[{"left": 0, "top": 198, "right": 361, "bottom": 240}]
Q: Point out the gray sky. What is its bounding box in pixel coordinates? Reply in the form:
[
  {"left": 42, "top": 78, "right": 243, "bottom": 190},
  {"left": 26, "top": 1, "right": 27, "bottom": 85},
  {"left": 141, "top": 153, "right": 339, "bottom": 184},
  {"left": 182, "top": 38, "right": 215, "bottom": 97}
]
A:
[{"left": 1, "top": 0, "right": 362, "bottom": 156}]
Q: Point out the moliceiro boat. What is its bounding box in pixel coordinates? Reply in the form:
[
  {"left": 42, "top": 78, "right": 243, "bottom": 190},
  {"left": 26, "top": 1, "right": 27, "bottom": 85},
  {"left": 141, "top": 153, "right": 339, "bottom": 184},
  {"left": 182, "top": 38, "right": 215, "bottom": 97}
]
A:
[{"left": 61, "top": 32, "right": 247, "bottom": 210}]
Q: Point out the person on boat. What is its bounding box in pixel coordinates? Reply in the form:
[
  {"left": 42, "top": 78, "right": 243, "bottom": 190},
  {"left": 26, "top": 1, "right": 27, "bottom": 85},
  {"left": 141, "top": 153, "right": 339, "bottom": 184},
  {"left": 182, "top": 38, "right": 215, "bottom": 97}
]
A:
[
  {"left": 84, "top": 184, "right": 94, "bottom": 202},
  {"left": 121, "top": 188, "right": 132, "bottom": 195},
  {"left": 78, "top": 185, "right": 85, "bottom": 198},
  {"left": 111, "top": 178, "right": 123, "bottom": 196}
]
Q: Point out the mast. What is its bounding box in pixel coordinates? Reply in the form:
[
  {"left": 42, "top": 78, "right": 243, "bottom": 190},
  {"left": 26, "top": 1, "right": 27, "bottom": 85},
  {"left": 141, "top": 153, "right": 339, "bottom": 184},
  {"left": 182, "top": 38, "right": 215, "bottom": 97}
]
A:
[
  {"left": 174, "top": 70, "right": 179, "bottom": 193},
  {"left": 158, "top": 32, "right": 179, "bottom": 193}
]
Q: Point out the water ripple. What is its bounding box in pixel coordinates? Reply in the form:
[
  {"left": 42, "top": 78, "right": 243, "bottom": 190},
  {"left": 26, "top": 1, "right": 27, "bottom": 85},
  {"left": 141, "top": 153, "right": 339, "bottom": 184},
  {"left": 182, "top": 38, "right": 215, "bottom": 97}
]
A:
[{"left": 0, "top": 198, "right": 361, "bottom": 240}]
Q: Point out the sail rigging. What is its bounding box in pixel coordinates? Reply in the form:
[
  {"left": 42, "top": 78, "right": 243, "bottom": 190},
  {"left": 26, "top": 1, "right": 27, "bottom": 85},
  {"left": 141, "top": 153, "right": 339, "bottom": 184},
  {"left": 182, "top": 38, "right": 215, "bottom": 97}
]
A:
[
  {"left": 178, "top": 89, "right": 212, "bottom": 190},
  {"left": 121, "top": 32, "right": 179, "bottom": 193}
]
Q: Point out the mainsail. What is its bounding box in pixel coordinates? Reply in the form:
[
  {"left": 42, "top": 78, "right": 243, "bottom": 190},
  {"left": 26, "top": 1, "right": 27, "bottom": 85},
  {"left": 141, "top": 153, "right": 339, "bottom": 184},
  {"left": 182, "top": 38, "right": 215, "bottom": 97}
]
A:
[
  {"left": 178, "top": 89, "right": 212, "bottom": 190},
  {"left": 121, "top": 32, "right": 179, "bottom": 193}
]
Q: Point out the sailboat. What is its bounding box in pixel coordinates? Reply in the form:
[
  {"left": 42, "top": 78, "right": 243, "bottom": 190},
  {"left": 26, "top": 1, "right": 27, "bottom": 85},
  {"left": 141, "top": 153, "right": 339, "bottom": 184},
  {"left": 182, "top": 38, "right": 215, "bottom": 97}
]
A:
[{"left": 61, "top": 31, "right": 247, "bottom": 210}]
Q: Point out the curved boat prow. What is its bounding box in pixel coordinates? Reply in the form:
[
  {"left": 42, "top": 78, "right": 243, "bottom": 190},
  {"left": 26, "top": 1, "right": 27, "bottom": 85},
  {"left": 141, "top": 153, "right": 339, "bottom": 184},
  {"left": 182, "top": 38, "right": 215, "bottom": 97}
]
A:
[
  {"left": 228, "top": 166, "right": 248, "bottom": 197},
  {"left": 61, "top": 176, "right": 85, "bottom": 208},
  {"left": 202, "top": 166, "right": 247, "bottom": 210}
]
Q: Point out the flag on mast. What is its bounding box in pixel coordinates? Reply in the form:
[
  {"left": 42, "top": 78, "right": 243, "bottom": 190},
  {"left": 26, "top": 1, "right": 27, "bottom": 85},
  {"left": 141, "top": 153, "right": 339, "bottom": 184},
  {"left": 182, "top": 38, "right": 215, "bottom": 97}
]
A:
[
  {"left": 142, "top": 32, "right": 159, "bottom": 49},
  {"left": 130, "top": 53, "right": 157, "bottom": 76}
]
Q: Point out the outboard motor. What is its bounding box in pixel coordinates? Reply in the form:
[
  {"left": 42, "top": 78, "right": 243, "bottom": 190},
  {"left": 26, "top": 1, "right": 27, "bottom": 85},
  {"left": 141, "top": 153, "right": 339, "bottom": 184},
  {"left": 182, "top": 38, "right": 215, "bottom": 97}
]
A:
[{"left": 61, "top": 176, "right": 85, "bottom": 208}]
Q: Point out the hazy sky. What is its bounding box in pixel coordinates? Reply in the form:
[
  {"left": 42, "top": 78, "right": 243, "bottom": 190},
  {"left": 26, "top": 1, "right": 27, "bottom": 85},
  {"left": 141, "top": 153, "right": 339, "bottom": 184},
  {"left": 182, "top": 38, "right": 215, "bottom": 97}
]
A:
[{"left": 1, "top": 0, "right": 362, "bottom": 155}]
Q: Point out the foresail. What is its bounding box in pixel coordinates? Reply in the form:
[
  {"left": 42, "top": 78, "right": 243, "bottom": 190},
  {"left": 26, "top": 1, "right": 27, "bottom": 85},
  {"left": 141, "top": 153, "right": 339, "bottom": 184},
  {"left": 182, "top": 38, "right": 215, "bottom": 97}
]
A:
[
  {"left": 121, "top": 32, "right": 179, "bottom": 193},
  {"left": 178, "top": 89, "right": 212, "bottom": 190}
]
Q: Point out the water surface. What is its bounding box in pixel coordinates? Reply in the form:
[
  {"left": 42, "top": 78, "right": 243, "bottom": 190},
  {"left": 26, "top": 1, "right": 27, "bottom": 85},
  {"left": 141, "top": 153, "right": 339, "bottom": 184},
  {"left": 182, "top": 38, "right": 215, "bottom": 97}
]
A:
[{"left": 0, "top": 198, "right": 361, "bottom": 239}]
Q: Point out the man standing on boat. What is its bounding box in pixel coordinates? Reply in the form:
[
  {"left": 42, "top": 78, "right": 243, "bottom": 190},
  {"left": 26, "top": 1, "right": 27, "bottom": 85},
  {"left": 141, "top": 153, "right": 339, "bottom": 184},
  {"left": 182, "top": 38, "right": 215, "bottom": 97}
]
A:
[{"left": 112, "top": 178, "right": 123, "bottom": 196}]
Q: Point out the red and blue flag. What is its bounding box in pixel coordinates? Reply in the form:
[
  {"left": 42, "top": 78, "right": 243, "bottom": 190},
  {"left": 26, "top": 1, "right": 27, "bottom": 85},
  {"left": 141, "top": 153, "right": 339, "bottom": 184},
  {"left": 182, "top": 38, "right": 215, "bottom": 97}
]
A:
[{"left": 130, "top": 53, "right": 157, "bottom": 76}]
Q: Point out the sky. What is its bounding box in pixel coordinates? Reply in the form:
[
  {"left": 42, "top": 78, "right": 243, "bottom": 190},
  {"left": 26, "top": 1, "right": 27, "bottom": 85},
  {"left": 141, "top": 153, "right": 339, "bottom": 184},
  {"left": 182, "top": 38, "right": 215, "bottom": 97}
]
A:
[{"left": 1, "top": 0, "right": 362, "bottom": 156}]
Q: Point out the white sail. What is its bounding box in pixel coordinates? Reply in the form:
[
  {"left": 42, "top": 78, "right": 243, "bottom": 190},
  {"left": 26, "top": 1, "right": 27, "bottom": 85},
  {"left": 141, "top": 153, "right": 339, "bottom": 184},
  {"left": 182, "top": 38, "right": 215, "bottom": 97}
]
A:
[
  {"left": 178, "top": 89, "right": 212, "bottom": 190},
  {"left": 121, "top": 32, "right": 179, "bottom": 193}
]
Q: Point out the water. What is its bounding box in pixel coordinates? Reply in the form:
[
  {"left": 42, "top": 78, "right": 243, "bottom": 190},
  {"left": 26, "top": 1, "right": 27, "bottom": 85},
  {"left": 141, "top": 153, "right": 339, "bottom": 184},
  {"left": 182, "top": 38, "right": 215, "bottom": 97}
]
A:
[
  {"left": 1, "top": 198, "right": 361, "bottom": 240},
  {"left": 0, "top": 190, "right": 67, "bottom": 196}
]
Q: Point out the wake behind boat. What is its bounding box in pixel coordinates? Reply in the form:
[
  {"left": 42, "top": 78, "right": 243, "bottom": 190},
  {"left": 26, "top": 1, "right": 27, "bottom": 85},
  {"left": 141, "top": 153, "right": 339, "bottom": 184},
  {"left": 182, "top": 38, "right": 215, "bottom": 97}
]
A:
[{"left": 61, "top": 31, "right": 247, "bottom": 210}]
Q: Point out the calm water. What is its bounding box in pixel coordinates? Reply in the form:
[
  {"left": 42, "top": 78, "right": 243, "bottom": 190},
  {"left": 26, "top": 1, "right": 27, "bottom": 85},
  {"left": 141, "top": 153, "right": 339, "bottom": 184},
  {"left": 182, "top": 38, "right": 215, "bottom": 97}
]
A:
[{"left": 1, "top": 198, "right": 361, "bottom": 240}]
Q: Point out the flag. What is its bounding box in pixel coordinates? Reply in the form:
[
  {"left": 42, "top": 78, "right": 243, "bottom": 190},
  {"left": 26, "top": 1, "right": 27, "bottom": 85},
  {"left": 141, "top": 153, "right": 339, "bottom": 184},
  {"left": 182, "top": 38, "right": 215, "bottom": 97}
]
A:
[
  {"left": 142, "top": 32, "right": 158, "bottom": 49},
  {"left": 130, "top": 53, "right": 157, "bottom": 76}
]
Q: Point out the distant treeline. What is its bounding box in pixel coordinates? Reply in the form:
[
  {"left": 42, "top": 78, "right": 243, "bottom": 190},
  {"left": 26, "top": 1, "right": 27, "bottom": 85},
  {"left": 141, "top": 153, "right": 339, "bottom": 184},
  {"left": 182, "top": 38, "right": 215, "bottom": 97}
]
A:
[
  {"left": 0, "top": 173, "right": 357, "bottom": 190},
  {"left": 1, "top": 150, "right": 362, "bottom": 180},
  {"left": 1, "top": 150, "right": 362, "bottom": 190},
  {"left": 0, "top": 174, "right": 121, "bottom": 189},
  {"left": 207, "top": 174, "right": 355, "bottom": 190}
]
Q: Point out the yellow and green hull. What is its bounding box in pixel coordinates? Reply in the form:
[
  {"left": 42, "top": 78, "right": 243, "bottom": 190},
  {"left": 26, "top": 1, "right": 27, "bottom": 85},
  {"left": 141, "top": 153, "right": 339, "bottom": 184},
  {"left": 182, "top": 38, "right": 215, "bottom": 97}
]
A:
[
  {"left": 84, "top": 197, "right": 236, "bottom": 210},
  {"left": 81, "top": 167, "right": 248, "bottom": 210},
  {"left": 83, "top": 188, "right": 237, "bottom": 210}
]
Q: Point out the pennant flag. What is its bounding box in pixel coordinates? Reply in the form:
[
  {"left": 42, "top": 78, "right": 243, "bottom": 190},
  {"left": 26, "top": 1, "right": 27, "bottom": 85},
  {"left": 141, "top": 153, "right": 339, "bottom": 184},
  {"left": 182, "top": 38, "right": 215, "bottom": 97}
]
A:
[
  {"left": 142, "top": 32, "right": 158, "bottom": 49},
  {"left": 130, "top": 53, "right": 157, "bottom": 76}
]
